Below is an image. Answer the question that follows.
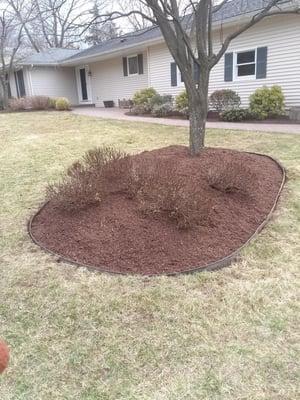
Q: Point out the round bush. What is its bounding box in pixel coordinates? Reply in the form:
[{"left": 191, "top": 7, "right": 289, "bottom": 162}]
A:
[
  {"left": 220, "top": 108, "right": 254, "bottom": 122},
  {"left": 55, "top": 97, "right": 71, "bottom": 111},
  {"left": 151, "top": 103, "right": 174, "bottom": 117},
  {"left": 209, "top": 89, "right": 241, "bottom": 112},
  {"left": 249, "top": 85, "right": 285, "bottom": 120},
  {"left": 175, "top": 90, "right": 189, "bottom": 117},
  {"left": 132, "top": 88, "right": 158, "bottom": 107}
]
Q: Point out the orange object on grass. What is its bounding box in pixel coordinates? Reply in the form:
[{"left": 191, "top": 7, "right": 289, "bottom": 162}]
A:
[{"left": 0, "top": 340, "right": 9, "bottom": 373}]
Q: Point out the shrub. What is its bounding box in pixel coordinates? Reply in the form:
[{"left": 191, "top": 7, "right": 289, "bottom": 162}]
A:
[
  {"left": 151, "top": 103, "right": 174, "bottom": 117},
  {"left": 249, "top": 85, "right": 285, "bottom": 120},
  {"left": 175, "top": 90, "right": 189, "bottom": 117},
  {"left": 129, "top": 104, "right": 151, "bottom": 115},
  {"left": 49, "top": 98, "right": 57, "bottom": 109},
  {"left": 207, "top": 159, "right": 256, "bottom": 196},
  {"left": 135, "top": 159, "right": 209, "bottom": 229},
  {"left": 47, "top": 146, "right": 132, "bottom": 211},
  {"left": 149, "top": 94, "right": 173, "bottom": 108},
  {"left": 27, "top": 96, "right": 50, "bottom": 110},
  {"left": 209, "top": 89, "right": 241, "bottom": 113},
  {"left": 132, "top": 88, "right": 158, "bottom": 108},
  {"left": 8, "top": 97, "right": 26, "bottom": 111},
  {"left": 55, "top": 97, "right": 71, "bottom": 111},
  {"left": 220, "top": 108, "right": 255, "bottom": 122}
]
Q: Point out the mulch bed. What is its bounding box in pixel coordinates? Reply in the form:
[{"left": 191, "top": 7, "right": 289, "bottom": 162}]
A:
[{"left": 29, "top": 146, "right": 284, "bottom": 275}]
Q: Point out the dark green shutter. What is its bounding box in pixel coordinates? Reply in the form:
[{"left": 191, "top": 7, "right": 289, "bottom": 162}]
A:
[
  {"left": 256, "top": 47, "right": 268, "bottom": 79},
  {"left": 171, "top": 62, "right": 177, "bottom": 86},
  {"left": 138, "top": 54, "right": 144, "bottom": 74},
  {"left": 194, "top": 60, "right": 200, "bottom": 82},
  {"left": 224, "top": 53, "right": 233, "bottom": 82},
  {"left": 123, "top": 57, "right": 128, "bottom": 76}
]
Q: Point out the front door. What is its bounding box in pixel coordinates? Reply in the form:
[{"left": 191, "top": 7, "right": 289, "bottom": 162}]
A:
[{"left": 76, "top": 66, "right": 92, "bottom": 104}]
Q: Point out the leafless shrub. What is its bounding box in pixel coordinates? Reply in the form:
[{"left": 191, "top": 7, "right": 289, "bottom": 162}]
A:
[
  {"left": 47, "top": 147, "right": 133, "bottom": 212},
  {"left": 27, "top": 96, "right": 50, "bottom": 110},
  {"left": 8, "top": 98, "right": 26, "bottom": 111},
  {"left": 207, "top": 159, "right": 257, "bottom": 196},
  {"left": 135, "top": 159, "right": 210, "bottom": 229}
]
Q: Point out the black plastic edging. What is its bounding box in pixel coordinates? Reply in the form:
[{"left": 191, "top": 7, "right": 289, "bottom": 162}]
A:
[{"left": 27, "top": 152, "right": 286, "bottom": 277}]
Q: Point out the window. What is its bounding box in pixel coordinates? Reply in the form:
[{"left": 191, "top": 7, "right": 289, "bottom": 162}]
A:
[
  {"left": 235, "top": 49, "right": 256, "bottom": 79},
  {"left": 14, "top": 70, "right": 26, "bottom": 97},
  {"left": 127, "top": 55, "right": 138, "bottom": 75}
]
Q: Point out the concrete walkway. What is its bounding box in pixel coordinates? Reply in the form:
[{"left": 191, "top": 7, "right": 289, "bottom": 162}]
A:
[{"left": 73, "top": 107, "right": 300, "bottom": 135}]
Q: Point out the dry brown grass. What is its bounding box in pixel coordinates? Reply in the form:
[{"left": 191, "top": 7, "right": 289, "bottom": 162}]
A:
[{"left": 0, "top": 111, "right": 299, "bottom": 400}]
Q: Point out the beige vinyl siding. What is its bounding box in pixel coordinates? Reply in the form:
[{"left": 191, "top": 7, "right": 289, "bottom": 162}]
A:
[
  {"left": 29, "top": 66, "right": 78, "bottom": 105},
  {"left": 90, "top": 51, "right": 148, "bottom": 107},
  {"left": 148, "top": 15, "right": 300, "bottom": 108}
]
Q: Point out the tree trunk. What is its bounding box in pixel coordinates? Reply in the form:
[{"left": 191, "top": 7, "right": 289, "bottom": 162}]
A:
[
  {"left": 187, "top": 72, "right": 209, "bottom": 156},
  {"left": 0, "top": 80, "right": 9, "bottom": 110},
  {"left": 189, "top": 100, "right": 206, "bottom": 155}
]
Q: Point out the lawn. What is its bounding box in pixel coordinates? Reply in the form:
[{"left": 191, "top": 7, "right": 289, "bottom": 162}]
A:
[{"left": 0, "top": 111, "right": 299, "bottom": 400}]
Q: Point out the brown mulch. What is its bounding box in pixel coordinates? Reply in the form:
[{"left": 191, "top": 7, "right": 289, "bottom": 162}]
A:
[{"left": 30, "top": 146, "right": 284, "bottom": 275}]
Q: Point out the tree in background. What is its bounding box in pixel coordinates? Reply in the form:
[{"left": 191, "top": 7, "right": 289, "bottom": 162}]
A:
[
  {"left": 0, "top": 4, "right": 24, "bottom": 108},
  {"left": 85, "top": 1, "right": 120, "bottom": 45}
]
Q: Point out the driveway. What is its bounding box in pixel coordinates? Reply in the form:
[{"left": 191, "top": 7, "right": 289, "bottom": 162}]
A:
[{"left": 72, "top": 107, "right": 300, "bottom": 134}]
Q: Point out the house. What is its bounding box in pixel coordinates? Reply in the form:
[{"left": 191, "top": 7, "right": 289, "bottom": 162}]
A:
[{"left": 6, "top": 0, "right": 300, "bottom": 109}]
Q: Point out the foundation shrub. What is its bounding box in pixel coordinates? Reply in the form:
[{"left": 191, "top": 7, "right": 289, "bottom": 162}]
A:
[
  {"left": 133, "top": 87, "right": 157, "bottom": 107},
  {"left": 129, "top": 104, "right": 151, "bottom": 115},
  {"left": 8, "top": 97, "right": 26, "bottom": 111},
  {"left": 220, "top": 108, "right": 255, "bottom": 122},
  {"left": 209, "top": 89, "right": 241, "bottom": 113},
  {"left": 149, "top": 94, "right": 173, "bottom": 108},
  {"left": 249, "top": 85, "right": 285, "bottom": 120},
  {"left": 27, "top": 96, "right": 50, "bottom": 110},
  {"left": 207, "top": 159, "right": 256, "bottom": 196},
  {"left": 49, "top": 98, "right": 57, "bottom": 109},
  {"left": 55, "top": 97, "right": 71, "bottom": 111},
  {"left": 135, "top": 159, "right": 209, "bottom": 229},
  {"left": 175, "top": 90, "right": 189, "bottom": 117},
  {"left": 151, "top": 102, "right": 174, "bottom": 117}
]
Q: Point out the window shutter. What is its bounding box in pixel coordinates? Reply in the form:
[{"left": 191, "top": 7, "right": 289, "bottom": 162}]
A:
[
  {"left": 194, "top": 60, "right": 200, "bottom": 82},
  {"left": 138, "top": 54, "right": 144, "bottom": 74},
  {"left": 256, "top": 47, "right": 268, "bottom": 79},
  {"left": 123, "top": 57, "right": 128, "bottom": 76},
  {"left": 171, "top": 62, "right": 177, "bottom": 86},
  {"left": 224, "top": 53, "right": 233, "bottom": 82}
]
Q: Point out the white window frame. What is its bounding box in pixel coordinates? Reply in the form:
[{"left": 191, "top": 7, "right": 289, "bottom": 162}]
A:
[
  {"left": 127, "top": 54, "right": 139, "bottom": 76},
  {"left": 234, "top": 48, "right": 257, "bottom": 81},
  {"left": 177, "top": 66, "right": 185, "bottom": 87}
]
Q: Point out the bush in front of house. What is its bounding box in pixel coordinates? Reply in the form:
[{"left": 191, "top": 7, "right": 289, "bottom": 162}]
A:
[
  {"left": 149, "top": 94, "right": 173, "bottom": 108},
  {"left": 220, "top": 108, "right": 255, "bottom": 122},
  {"left": 8, "top": 95, "right": 53, "bottom": 111},
  {"left": 132, "top": 87, "right": 158, "bottom": 108},
  {"left": 49, "top": 98, "right": 57, "bottom": 109},
  {"left": 249, "top": 85, "right": 285, "bottom": 120},
  {"left": 175, "top": 90, "right": 189, "bottom": 117},
  {"left": 28, "top": 96, "right": 50, "bottom": 110},
  {"left": 55, "top": 97, "right": 71, "bottom": 111},
  {"left": 131, "top": 90, "right": 175, "bottom": 116},
  {"left": 151, "top": 102, "right": 174, "bottom": 117},
  {"left": 209, "top": 89, "right": 241, "bottom": 113},
  {"left": 8, "top": 98, "right": 26, "bottom": 111}
]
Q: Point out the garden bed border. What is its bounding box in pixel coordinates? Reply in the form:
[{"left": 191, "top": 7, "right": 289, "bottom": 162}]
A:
[{"left": 27, "top": 151, "right": 286, "bottom": 277}]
